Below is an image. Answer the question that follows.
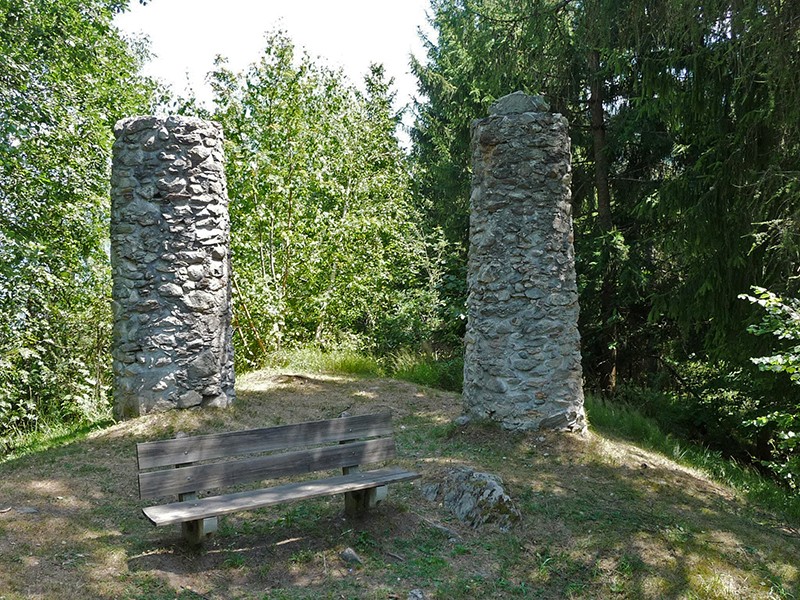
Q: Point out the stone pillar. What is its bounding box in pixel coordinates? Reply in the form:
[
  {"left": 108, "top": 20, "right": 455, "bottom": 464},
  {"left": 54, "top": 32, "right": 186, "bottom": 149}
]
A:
[
  {"left": 463, "top": 92, "right": 586, "bottom": 432},
  {"left": 111, "top": 115, "right": 234, "bottom": 418}
]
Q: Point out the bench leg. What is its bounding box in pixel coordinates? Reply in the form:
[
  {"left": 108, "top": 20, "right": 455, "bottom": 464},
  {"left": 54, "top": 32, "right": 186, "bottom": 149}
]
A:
[
  {"left": 341, "top": 451, "right": 387, "bottom": 516},
  {"left": 182, "top": 516, "right": 218, "bottom": 545},
  {"left": 178, "top": 491, "right": 218, "bottom": 545},
  {"left": 344, "top": 485, "right": 387, "bottom": 516}
]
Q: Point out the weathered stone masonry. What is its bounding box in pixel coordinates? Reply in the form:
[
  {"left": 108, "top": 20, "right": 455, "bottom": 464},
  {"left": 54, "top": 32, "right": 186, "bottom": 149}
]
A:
[
  {"left": 463, "top": 92, "right": 586, "bottom": 431},
  {"left": 111, "top": 115, "right": 234, "bottom": 418}
]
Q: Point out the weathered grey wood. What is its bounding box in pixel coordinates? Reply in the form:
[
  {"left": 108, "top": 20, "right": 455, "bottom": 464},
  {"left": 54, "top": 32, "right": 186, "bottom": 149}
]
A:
[
  {"left": 137, "top": 412, "right": 392, "bottom": 469},
  {"left": 177, "top": 490, "right": 218, "bottom": 544},
  {"left": 137, "top": 413, "right": 417, "bottom": 541},
  {"left": 139, "top": 438, "right": 396, "bottom": 499},
  {"left": 142, "top": 468, "right": 420, "bottom": 526},
  {"left": 181, "top": 517, "right": 218, "bottom": 544},
  {"left": 341, "top": 439, "right": 363, "bottom": 513},
  {"left": 182, "top": 519, "right": 205, "bottom": 545},
  {"left": 345, "top": 486, "right": 378, "bottom": 516}
]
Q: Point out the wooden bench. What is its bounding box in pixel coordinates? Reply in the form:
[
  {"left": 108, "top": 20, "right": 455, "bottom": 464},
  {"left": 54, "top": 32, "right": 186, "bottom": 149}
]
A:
[{"left": 136, "top": 412, "right": 419, "bottom": 544}]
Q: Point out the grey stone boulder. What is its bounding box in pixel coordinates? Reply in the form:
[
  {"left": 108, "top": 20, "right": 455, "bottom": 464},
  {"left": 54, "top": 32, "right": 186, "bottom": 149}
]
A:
[
  {"left": 489, "top": 91, "right": 550, "bottom": 115},
  {"left": 422, "top": 467, "right": 521, "bottom": 531},
  {"left": 340, "top": 547, "right": 363, "bottom": 565}
]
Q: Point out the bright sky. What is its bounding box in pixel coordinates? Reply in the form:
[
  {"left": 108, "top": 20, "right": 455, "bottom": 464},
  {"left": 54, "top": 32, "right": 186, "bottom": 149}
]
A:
[{"left": 115, "top": 0, "right": 433, "bottom": 120}]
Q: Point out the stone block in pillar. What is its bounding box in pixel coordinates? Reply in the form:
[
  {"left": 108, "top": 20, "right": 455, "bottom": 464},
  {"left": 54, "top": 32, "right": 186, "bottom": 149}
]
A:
[
  {"left": 463, "top": 92, "right": 586, "bottom": 432},
  {"left": 110, "top": 115, "right": 235, "bottom": 418}
]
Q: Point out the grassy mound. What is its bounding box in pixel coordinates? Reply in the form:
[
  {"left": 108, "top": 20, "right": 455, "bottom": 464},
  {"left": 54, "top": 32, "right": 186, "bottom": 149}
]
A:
[{"left": 0, "top": 370, "right": 798, "bottom": 599}]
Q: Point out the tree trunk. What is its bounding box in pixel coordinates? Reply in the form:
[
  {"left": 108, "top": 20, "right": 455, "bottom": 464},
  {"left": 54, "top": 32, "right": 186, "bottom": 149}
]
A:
[{"left": 589, "top": 48, "right": 617, "bottom": 395}]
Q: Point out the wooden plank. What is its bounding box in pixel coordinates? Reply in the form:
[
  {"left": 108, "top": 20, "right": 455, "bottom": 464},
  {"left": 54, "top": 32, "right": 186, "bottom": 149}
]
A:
[
  {"left": 137, "top": 413, "right": 393, "bottom": 469},
  {"left": 138, "top": 438, "right": 397, "bottom": 499},
  {"left": 142, "top": 468, "right": 420, "bottom": 526}
]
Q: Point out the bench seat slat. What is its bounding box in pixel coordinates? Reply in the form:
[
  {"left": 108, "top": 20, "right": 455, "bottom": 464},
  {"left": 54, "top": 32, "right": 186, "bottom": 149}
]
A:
[
  {"left": 138, "top": 438, "right": 396, "bottom": 499},
  {"left": 142, "top": 467, "right": 420, "bottom": 526},
  {"left": 137, "top": 413, "right": 393, "bottom": 469}
]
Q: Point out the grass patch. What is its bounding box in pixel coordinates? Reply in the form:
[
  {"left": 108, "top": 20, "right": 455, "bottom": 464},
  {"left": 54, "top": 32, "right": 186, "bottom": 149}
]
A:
[
  {"left": 586, "top": 395, "right": 800, "bottom": 523},
  {"left": 264, "top": 346, "right": 384, "bottom": 378},
  {"left": 251, "top": 346, "right": 800, "bottom": 524},
  {"left": 0, "top": 417, "right": 114, "bottom": 464},
  {"left": 2, "top": 359, "right": 799, "bottom": 599},
  {"left": 260, "top": 345, "right": 464, "bottom": 392},
  {"left": 387, "top": 349, "right": 464, "bottom": 392},
  {"left": 222, "top": 551, "right": 247, "bottom": 569}
]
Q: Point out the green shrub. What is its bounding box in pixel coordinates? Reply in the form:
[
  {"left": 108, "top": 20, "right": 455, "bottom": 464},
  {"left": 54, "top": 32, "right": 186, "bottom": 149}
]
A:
[{"left": 739, "top": 287, "right": 800, "bottom": 490}]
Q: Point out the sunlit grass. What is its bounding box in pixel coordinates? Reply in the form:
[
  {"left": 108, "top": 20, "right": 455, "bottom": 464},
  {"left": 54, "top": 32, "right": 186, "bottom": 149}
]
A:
[
  {"left": 0, "top": 418, "right": 114, "bottom": 464},
  {"left": 387, "top": 348, "right": 464, "bottom": 392},
  {"left": 264, "top": 346, "right": 383, "bottom": 378},
  {"left": 5, "top": 346, "right": 799, "bottom": 530},
  {"left": 2, "top": 363, "right": 799, "bottom": 599},
  {"left": 262, "top": 346, "right": 800, "bottom": 524},
  {"left": 263, "top": 345, "right": 464, "bottom": 392},
  {"left": 586, "top": 396, "right": 800, "bottom": 523}
]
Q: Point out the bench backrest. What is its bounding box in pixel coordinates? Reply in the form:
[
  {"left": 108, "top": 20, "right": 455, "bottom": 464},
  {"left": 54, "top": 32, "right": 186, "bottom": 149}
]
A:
[{"left": 136, "top": 413, "right": 396, "bottom": 500}]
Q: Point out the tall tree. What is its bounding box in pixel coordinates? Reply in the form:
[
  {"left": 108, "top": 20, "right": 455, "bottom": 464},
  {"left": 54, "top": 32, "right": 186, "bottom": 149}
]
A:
[
  {"left": 210, "top": 32, "right": 444, "bottom": 366},
  {"left": 0, "top": 0, "right": 155, "bottom": 438},
  {"left": 412, "top": 0, "right": 800, "bottom": 391}
]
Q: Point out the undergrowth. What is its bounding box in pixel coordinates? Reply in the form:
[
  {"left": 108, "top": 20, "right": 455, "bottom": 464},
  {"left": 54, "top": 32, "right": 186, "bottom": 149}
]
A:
[
  {"left": 385, "top": 348, "right": 464, "bottom": 392},
  {"left": 263, "top": 345, "right": 464, "bottom": 392},
  {"left": 264, "top": 347, "right": 384, "bottom": 378}
]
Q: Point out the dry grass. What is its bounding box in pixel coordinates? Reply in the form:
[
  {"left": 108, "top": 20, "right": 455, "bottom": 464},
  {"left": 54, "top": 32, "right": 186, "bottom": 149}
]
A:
[{"left": 0, "top": 369, "right": 798, "bottom": 599}]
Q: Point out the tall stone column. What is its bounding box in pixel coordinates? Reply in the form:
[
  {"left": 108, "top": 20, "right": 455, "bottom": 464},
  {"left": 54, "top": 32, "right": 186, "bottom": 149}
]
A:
[
  {"left": 111, "top": 115, "right": 235, "bottom": 418},
  {"left": 464, "top": 92, "right": 586, "bottom": 432}
]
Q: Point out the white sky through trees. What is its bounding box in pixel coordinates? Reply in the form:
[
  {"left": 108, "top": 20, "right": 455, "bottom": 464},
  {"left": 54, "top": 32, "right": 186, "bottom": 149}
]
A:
[{"left": 115, "top": 0, "right": 432, "bottom": 127}]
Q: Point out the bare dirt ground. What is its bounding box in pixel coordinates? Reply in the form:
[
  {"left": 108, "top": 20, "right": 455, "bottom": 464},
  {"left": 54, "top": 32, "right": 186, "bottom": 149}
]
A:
[{"left": 0, "top": 370, "right": 798, "bottom": 599}]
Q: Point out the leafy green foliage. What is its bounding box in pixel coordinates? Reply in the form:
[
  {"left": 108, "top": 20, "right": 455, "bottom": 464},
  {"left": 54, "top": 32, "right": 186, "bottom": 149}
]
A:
[
  {"left": 740, "top": 287, "right": 800, "bottom": 489},
  {"left": 0, "top": 0, "right": 155, "bottom": 439},
  {"left": 742, "top": 288, "right": 800, "bottom": 381},
  {"left": 412, "top": 0, "right": 800, "bottom": 485},
  {"left": 412, "top": 0, "right": 800, "bottom": 377},
  {"left": 209, "top": 31, "right": 446, "bottom": 367}
]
